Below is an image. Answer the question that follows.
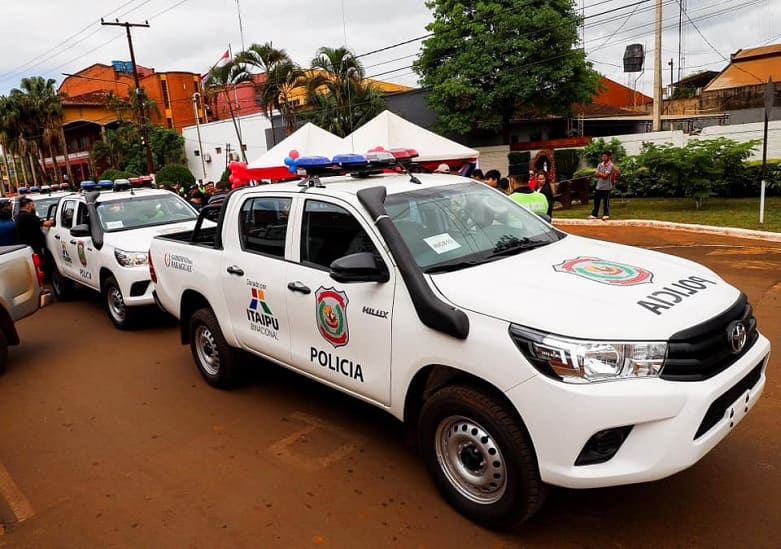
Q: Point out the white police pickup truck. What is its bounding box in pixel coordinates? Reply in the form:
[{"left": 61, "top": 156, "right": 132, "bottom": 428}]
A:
[
  {"left": 149, "top": 161, "right": 770, "bottom": 529},
  {"left": 46, "top": 182, "right": 201, "bottom": 329}
]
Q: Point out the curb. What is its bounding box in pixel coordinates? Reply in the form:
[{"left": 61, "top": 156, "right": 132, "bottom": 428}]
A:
[{"left": 552, "top": 218, "right": 781, "bottom": 242}]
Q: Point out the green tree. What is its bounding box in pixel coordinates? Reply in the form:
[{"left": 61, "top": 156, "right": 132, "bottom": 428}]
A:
[
  {"left": 203, "top": 60, "right": 251, "bottom": 162},
  {"left": 413, "top": 0, "right": 601, "bottom": 134},
  {"left": 92, "top": 125, "right": 185, "bottom": 175},
  {"left": 584, "top": 137, "right": 626, "bottom": 166},
  {"left": 155, "top": 164, "right": 195, "bottom": 188},
  {"left": 301, "top": 46, "right": 385, "bottom": 137}
]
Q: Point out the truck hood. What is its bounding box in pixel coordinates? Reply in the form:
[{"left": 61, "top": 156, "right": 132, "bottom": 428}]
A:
[
  {"left": 102, "top": 220, "right": 202, "bottom": 252},
  {"left": 430, "top": 234, "right": 740, "bottom": 340}
]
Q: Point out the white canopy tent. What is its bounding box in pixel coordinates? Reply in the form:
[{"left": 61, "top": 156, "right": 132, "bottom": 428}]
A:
[
  {"left": 247, "top": 122, "right": 345, "bottom": 169},
  {"left": 343, "top": 110, "right": 479, "bottom": 162}
]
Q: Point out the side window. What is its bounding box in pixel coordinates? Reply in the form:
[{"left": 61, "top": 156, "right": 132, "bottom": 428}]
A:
[
  {"left": 300, "top": 200, "right": 378, "bottom": 270},
  {"left": 60, "top": 200, "right": 77, "bottom": 229},
  {"left": 239, "top": 197, "right": 291, "bottom": 258},
  {"left": 75, "top": 203, "right": 90, "bottom": 226}
]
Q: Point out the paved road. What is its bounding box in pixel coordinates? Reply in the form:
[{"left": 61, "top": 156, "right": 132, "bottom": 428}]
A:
[{"left": 1, "top": 226, "right": 779, "bottom": 547}]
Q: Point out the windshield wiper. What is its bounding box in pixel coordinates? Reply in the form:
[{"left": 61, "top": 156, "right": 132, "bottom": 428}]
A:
[
  {"left": 488, "top": 237, "right": 549, "bottom": 258},
  {"left": 424, "top": 260, "right": 482, "bottom": 274}
]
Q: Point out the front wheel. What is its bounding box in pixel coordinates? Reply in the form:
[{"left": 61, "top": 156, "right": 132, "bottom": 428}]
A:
[
  {"left": 418, "top": 385, "right": 547, "bottom": 530},
  {"left": 188, "top": 308, "right": 243, "bottom": 389},
  {"left": 103, "top": 275, "right": 137, "bottom": 330},
  {"left": 50, "top": 266, "right": 75, "bottom": 301}
]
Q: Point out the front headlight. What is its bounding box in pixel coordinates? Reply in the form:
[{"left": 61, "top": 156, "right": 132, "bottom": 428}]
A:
[
  {"left": 115, "top": 248, "right": 149, "bottom": 267},
  {"left": 510, "top": 324, "right": 667, "bottom": 384}
]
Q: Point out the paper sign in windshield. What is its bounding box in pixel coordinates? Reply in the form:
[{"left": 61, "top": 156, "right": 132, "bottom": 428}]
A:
[
  {"left": 424, "top": 233, "right": 461, "bottom": 254},
  {"left": 105, "top": 221, "right": 124, "bottom": 229}
]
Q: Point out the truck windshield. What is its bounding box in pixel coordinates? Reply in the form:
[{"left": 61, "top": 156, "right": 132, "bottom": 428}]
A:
[
  {"left": 385, "top": 181, "right": 564, "bottom": 272},
  {"left": 96, "top": 194, "right": 198, "bottom": 232}
]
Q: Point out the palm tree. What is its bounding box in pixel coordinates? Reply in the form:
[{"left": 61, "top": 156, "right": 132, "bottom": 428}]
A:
[
  {"left": 203, "top": 59, "right": 251, "bottom": 162},
  {"left": 303, "top": 46, "right": 385, "bottom": 137},
  {"left": 238, "top": 43, "right": 306, "bottom": 138}
]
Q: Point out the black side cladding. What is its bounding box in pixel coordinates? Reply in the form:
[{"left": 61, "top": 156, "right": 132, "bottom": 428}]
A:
[
  {"left": 357, "top": 186, "right": 469, "bottom": 340},
  {"left": 84, "top": 191, "right": 104, "bottom": 250}
]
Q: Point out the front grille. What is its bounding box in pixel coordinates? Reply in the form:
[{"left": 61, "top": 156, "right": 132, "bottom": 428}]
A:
[
  {"left": 694, "top": 361, "right": 764, "bottom": 439},
  {"left": 130, "top": 280, "right": 150, "bottom": 297},
  {"left": 662, "top": 294, "right": 758, "bottom": 381}
]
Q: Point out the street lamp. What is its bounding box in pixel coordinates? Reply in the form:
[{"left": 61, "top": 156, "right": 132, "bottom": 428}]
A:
[{"left": 192, "top": 92, "right": 207, "bottom": 182}]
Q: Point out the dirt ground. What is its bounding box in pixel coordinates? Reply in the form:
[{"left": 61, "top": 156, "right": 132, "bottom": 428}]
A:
[{"left": 0, "top": 224, "right": 779, "bottom": 547}]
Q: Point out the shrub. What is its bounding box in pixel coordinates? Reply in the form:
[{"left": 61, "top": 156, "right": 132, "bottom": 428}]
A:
[
  {"left": 98, "top": 169, "right": 138, "bottom": 181},
  {"left": 554, "top": 149, "right": 581, "bottom": 180},
  {"left": 573, "top": 167, "right": 596, "bottom": 179},
  {"left": 583, "top": 138, "right": 626, "bottom": 166},
  {"left": 155, "top": 164, "right": 195, "bottom": 188},
  {"left": 507, "top": 151, "right": 530, "bottom": 165}
]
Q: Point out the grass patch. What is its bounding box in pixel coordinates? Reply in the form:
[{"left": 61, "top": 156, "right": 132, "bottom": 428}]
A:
[{"left": 554, "top": 196, "right": 781, "bottom": 233}]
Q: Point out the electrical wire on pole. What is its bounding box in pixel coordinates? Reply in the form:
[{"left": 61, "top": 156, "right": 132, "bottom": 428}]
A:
[{"left": 100, "top": 18, "right": 155, "bottom": 175}]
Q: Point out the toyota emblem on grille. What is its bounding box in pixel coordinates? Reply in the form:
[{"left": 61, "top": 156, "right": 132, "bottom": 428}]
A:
[{"left": 728, "top": 321, "right": 748, "bottom": 353}]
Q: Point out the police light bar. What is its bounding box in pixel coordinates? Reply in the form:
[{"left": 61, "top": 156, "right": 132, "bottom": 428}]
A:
[
  {"left": 40, "top": 185, "right": 52, "bottom": 194},
  {"left": 18, "top": 186, "right": 29, "bottom": 194},
  {"left": 333, "top": 153, "right": 368, "bottom": 169},
  {"left": 113, "top": 178, "right": 132, "bottom": 191},
  {"left": 80, "top": 181, "right": 98, "bottom": 191},
  {"left": 29, "top": 186, "right": 41, "bottom": 193},
  {"left": 98, "top": 180, "right": 113, "bottom": 190},
  {"left": 388, "top": 148, "right": 419, "bottom": 160},
  {"left": 365, "top": 151, "right": 396, "bottom": 168},
  {"left": 295, "top": 156, "right": 338, "bottom": 176}
]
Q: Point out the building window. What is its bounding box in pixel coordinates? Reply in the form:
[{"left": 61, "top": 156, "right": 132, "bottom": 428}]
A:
[
  {"left": 167, "top": 117, "right": 174, "bottom": 129},
  {"left": 242, "top": 144, "right": 247, "bottom": 151},
  {"left": 194, "top": 150, "right": 200, "bottom": 156},
  {"left": 215, "top": 147, "right": 222, "bottom": 154},
  {"left": 161, "top": 80, "right": 171, "bottom": 108}
]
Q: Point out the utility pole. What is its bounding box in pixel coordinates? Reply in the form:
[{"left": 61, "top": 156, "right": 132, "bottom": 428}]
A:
[
  {"left": 652, "top": 0, "right": 663, "bottom": 132},
  {"left": 192, "top": 93, "right": 207, "bottom": 183},
  {"left": 101, "top": 18, "right": 155, "bottom": 175}
]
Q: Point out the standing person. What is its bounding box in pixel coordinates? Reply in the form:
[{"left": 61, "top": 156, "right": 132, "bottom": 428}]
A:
[
  {"left": 508, "top": 173, "right": 548, "bottom": 216},
  {"left": 15, "top": 197, "right": 55, "bottom": 279},
  {"left": 536, "top": 172, "right": 554, "bottom": 218},
  {"left": 590, "top": 152, "right": 617, "bottom": 220},
  {"left": 207, "top": 181, "right": 229, "bottom": 209},
  {"left": 0, "top": 202, "right": 18, "bottom": 245},
  {"left": 497, "top": 177, "right": 510, "bottom": 194},
  {"left": 484, "top": 169, "right": 501, "bottom": 189},
  {"left": 188, "top": 189, "right": 206, "bottom": 211},
  {"left": 470, "top": 169, "right": 485, "bottom": 183}
]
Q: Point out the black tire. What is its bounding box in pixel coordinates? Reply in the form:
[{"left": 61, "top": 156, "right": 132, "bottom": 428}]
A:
[
  {"left": 102, "top": 275, "right": 137, "bottom": 330},
  {"left": 418, "top": 384, "right": 547, "bottom": 530},
  {"left": 50, "top": 266, "right": 75, "bottom": 301},
  {"left": 0, "top": 330, "right": 8, "bottom": 375},
  {"left": 188, "top": 308, "right": 243, "bottom": 389}
]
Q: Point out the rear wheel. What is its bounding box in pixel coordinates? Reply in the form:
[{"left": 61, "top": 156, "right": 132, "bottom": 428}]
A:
[
  {"left": 50, "top": 266, "right": 75, "bottom": 301},
  {"left": 189, "top": 308, "right": 243, "bottom": 389},
  {"left": 103, "top": 275, "right": 137, "bottom": 330},
  {"left": 418, "top": 384, "right": 547, "bottom": 530},
  {"left": 0, "top": 330, "right": 8, "bottom": 374}
]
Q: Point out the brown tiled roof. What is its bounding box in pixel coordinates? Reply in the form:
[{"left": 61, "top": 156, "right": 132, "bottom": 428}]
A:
[
  {"left": 61, "top": 91, "right": 110, "bottom": 106},
  {"left": 572, "top": 102, "right": 641, "bottom": 117},
  {"left": 705, "top": 43, "right": 781, "bottom": 91}
]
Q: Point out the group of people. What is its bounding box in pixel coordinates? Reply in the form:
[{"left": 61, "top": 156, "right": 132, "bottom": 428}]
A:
[
  {"left": 469, "top": 166, "right": 554, "bottom": 218},
  {"left": 169, "top": 180, "right": 229, "bottom": 212},
  {"left": 0, "top": 198, "right": 55, "bottom": 251}
]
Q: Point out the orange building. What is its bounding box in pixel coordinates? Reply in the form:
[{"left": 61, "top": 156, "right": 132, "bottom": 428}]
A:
[{"left": 50, "top": 63, "right": 207, "bottom": 179}]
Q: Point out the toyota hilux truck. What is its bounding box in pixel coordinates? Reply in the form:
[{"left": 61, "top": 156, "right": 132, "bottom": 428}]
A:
[
  {"left": 0, "top": 245, "right": 52, "bottom": 373},
  {"left": 45, "top": 183, "right": 202, "bottom": 329},
  {"left": 149, "top": 171, "right": 770, "bottom": 529}
]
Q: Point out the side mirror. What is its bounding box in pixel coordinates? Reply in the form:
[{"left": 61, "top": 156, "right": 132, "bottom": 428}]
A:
[
  {"left": 70, "top": 224, "right": 91, "bottom": 238},
  {"left": 329, "top": 252, "right": 389, "bottom": 283}
]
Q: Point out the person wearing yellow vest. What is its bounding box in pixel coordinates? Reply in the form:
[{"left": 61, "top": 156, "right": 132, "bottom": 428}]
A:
[{"left": 508, "top": 172, "right": 549, "bottom": 216}]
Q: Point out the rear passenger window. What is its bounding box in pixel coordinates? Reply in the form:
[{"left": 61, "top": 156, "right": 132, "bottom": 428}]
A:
[
  {"left": 239, "top": 197, "right": 291, "bottom": 258},
  {"left": 300, "top": 200, "right": 378, "bottom": 270}
]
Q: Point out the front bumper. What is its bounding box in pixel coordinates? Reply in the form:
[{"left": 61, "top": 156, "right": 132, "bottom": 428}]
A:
[
  {"left": 506, "top": 332, "right": 771, "bottom": 489},
  {"left": 117, "top": 269, "right": 154, "bottom": 308}
]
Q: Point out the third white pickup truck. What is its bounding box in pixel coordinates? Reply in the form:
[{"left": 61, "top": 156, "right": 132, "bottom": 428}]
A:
[{"left": 149, "top": 170, "right": 770, "bottom": 529}]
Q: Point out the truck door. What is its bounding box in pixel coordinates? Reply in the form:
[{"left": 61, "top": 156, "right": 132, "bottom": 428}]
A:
[
  {"left": 285, "top": 198, "right": 394, "bottom": 406},
  {"left": 50, "top": 199, "right": 78, "bottom": 279},
  {"left": 221, "top": 195, "right": 292, "bottom": 363},
  {"left": 70, "top": 203, "right": 99, "bottom": 290}
]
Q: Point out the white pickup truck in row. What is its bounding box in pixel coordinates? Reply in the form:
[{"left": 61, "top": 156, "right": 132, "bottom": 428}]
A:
[
  {"left": 0, "top": 245, "right": 51, "bottom": 373},
  {"left": 149, "top": 171, "right": 770, "bottom": 529}
]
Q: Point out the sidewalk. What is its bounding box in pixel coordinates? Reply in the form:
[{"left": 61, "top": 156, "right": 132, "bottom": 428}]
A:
[{"left": 553, "top": 218, "right": 781, "bottom": 243}]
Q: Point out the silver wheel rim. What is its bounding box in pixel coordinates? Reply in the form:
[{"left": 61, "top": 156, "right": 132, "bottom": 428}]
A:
[
  {"left": 435, "top": 415, "right": 507, "bottom": 505},
  {"left": 107, "top": 285, "right": 126, "bottom": 321},
  {"left": 194, "top": 325, "right": 220, "bottom": 376}
]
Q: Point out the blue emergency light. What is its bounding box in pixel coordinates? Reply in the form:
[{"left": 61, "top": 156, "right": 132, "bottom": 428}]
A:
[
  {"left": 18, "top": 186, "right": 29, "bottom": 194},
  {"left": 29, "top": 186, "right": 41, "bottom": 193},
  {"left": 80, "top": 181, "right": 98, "bottom": 190},
  {"left": 332, "top": 154, "right": 368, "bottom": 168},
  {"left": 98, "top": 180, "right": 113, "bottom": 190}
]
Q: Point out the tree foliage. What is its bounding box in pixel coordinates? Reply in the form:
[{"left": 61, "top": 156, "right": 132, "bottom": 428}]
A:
[
  {"left": 414, "top": 0, "right": 601, "bottom": 134},
  {"left": 583, "top": 137, "right": 626, "bottom": 166},
  {"left": 155, "top": 164, "right": 195, "bottom": 188},
  {"left": 92, "top": 125, "right": 185, "bottom": 175}
]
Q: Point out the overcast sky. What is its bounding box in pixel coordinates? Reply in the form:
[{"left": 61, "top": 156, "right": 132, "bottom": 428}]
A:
[{"left": 0, "top": 0, "right": 779, "bottom": 98}]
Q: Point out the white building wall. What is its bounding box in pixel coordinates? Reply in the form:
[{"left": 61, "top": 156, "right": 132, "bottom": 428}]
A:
[{"left": 182, "top": 113, "right": 273, "bottom": 183}]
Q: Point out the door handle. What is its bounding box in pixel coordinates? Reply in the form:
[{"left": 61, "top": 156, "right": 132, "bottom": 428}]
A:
[
  {"left": 226, "top": 265, "right": 244, "bottom": 276},
  {"left": 287, "top": 281, "right": 311, "bottom": 295},
  {"left": 69, "top": 240, "right": 77, "bottom": 245},
  {"left": 54, "top": 234, "right": 61, "bottom": 240}
]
